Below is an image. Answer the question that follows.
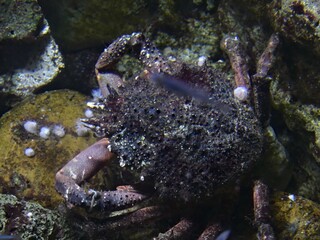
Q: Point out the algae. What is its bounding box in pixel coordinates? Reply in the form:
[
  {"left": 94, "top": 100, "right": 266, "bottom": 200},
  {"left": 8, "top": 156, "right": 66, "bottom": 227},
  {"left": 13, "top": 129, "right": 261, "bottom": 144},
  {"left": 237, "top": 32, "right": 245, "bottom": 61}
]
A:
[
  {"left": 0, "top": 0, "right": 44, "bottom": 42},
  {"left": 270, "top": 0, "right": 320, "bottom": 55},
  {"left": 0, "top": 90, "right": 96, "bottom": 208},
  {"left": 0, "top": 193, "right": 75, "bottom": 239},
  {"left": 271, "top": 192, "right": 320, "bottom": 239}
]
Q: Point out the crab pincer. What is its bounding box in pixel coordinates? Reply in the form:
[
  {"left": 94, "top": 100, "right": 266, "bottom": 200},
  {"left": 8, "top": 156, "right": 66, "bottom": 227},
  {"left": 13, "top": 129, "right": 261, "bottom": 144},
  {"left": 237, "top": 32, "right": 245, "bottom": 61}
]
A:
[{"left": 55, "top": 138, "right": 147, "bottom": 211}]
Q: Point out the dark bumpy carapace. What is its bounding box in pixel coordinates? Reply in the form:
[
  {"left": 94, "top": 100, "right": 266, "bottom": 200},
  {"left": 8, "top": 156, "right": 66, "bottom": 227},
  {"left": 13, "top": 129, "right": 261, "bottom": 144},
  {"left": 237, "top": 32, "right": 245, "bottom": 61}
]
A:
[{"left": 89, "top": 60, "right": 263, "bottom": 202}]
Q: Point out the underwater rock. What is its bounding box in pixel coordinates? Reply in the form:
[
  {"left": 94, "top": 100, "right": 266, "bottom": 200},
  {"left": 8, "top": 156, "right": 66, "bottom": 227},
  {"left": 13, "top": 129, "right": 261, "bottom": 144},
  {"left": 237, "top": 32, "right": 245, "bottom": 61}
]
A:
[
  {"left": 0, "top": 0, "right": 64, "bottom": 114},
  {"left": 271, "top": 77, "right": 320, "bottom": 201},
  {"left": 0, "top": 35, "right": 64, "bottom": 97},
  {"left": 270, "top": 0, "right": 320, "bottom": 56},
  {"left": 255, "top": 126, "right": 292, "bottom": 190},
  {"left": 0, "top": 193, "right": 75, "bottom": 239},
  {"left": 0, "top": 90, "right": 96, "bottom": 208},
  {"left": 0, "top": 0, "right": 44, "bottom": 42},
  {"left": 271, "top": 192, "right": 320, "bottom": 239},
  {"left": 217, "top": 0, "right": 274, "bottom": 60},
  {"left": 38, "top": 0, "right": 154, "bottom": 51}
]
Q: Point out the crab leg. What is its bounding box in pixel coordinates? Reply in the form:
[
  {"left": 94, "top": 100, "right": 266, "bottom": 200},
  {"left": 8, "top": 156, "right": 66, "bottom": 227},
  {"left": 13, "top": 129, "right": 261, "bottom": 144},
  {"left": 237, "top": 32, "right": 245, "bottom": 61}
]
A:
[
  {"left": 197, "top": 222, "right": 223, "bottom": 240},
  {"left": 55, "top": 138, "right": 147, "bottom": 211},
  {"left": 252, "top": 33, "right": 279, "bottom": 126},
  {"left": 221, "top": 34, "right": 250, "bottom": 101},
  {"left": 253, "top": 180, "right": 275, "bottom": 240},
  {"left": 154, "top": 218, "right": 195, "bottom": 240}
]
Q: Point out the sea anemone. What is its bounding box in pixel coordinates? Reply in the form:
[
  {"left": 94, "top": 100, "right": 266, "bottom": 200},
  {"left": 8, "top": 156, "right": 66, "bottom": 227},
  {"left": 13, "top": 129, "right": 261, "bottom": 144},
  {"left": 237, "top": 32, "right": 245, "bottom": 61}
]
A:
[
  {"left": 39, "top": 126, "right": 51, "bottom": 139},
  {"left": 84, "top": 109, "right": 94, "bottom": 118},
  {"left": 53, "top": 125, "right": 66, "bottom": 138},
  {"left": 197, "top": 56, "right": 207, "bottom": 67},
  {"left": 75, "top": 119, "right": 89, "bottom": 137},
  {"left": 233, "top": 86, "right": 248, "bottom": 101},
  {"left": 24, "top": 147, "right": 35, "bottom": 157},
  {"left": 91, "top": 88, "right": 103, "bottom": 101},
  {"left": 23, "top": 120, "right": 38, "bottom": 134}
]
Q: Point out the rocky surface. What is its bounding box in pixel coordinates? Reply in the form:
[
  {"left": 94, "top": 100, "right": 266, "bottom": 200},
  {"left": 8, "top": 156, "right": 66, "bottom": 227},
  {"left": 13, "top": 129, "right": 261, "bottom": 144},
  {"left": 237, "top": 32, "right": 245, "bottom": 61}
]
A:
[
  {"left": 0, "top": 0, "right": 64, "bottom": 114},
  {"left": 271, "top": 192, "right": 320, "bottom": 239},
  {"left": 270, "top": 0, "right": 320, "bottom": 56},
  {"left": 0, "top": 90, "right": 96, "bottom": 208},
  {"left": 0, "top": 194, "right": 75, "bottom": 239}
]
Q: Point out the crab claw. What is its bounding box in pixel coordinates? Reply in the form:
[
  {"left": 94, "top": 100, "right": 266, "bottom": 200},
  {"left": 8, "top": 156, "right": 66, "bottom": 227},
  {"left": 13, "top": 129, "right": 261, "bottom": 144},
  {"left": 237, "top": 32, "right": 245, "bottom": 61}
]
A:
[
  {"left": 55, "top": 138, "right": 147, "bottom": 211},
  {"left": 96, "top": 72, "right": 124, "bottom": 98}
]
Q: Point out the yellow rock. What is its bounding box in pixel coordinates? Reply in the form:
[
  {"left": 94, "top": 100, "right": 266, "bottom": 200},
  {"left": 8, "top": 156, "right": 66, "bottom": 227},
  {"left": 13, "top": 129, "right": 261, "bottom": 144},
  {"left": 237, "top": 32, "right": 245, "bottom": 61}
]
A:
[{"left": 0, "top": 90, "right": 96, "bottom": 208}]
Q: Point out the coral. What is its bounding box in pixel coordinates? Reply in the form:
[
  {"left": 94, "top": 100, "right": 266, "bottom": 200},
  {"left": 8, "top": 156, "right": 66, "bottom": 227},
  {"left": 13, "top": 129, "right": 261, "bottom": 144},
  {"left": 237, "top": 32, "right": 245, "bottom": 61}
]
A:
[{"left": 0, "top": 35, "right": 64, "bottom": 97}]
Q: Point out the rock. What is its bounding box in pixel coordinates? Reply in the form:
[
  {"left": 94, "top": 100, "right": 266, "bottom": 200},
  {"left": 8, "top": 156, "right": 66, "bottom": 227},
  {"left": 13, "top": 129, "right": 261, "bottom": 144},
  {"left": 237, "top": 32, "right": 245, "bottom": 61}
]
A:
[
  {"left": 271, "top": 192, "right": 320, "bottom": 239},
  {"left": 0, "top": 35, "right": 64, "bottom": 97},
  {"left": 38, "top": 0, "right": 154, "bottom": 51},
  {"left": 0, "top": 0, "right": 44, "bottom": 41},
  {"left": 0, "top": 0, "right": 64, "bottom": 114},
  {"left": 271, "top": 77, "right": 320, "bottom": 201},
  {"left": 0, "top": 90, "right": 96, "bottom": 208},
  {"left": 0, "top": 193, "right": 75, "bottom": 239},
  {"left": 270, "top": 0, "right": 320, "bottom": 56},
  {"left": 255, "top": 126, "right": 293, "bottom": 190}
]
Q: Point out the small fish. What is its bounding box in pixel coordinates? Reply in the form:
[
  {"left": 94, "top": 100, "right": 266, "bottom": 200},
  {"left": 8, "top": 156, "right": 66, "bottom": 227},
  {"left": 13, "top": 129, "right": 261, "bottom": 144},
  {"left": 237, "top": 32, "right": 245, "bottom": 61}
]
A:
[
  {"left": 150, "top": 73, "right": 234, "bottom": 114},
  {"left": 150, "top": 73, "right": 212, "bottom": 103},
  {"left": 216, "top": 230, "right": 231, "bottom": 240},
  {"left": 0, "top": 235, "right": 20, "bottom": 240}
]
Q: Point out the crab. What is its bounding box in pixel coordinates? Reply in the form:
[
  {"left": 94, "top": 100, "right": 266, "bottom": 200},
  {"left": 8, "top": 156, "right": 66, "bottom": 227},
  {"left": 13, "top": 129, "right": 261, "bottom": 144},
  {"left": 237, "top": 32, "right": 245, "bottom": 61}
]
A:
[{"left": 55, "top": 32, "right": 279, "bottom": 239}]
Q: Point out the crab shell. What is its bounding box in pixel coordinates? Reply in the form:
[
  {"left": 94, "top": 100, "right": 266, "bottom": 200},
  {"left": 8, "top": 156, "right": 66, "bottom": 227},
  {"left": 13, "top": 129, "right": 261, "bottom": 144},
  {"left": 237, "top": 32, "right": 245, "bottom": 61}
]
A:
[{"left": 91, "top": 61, "right": 263, "bottom": 202}]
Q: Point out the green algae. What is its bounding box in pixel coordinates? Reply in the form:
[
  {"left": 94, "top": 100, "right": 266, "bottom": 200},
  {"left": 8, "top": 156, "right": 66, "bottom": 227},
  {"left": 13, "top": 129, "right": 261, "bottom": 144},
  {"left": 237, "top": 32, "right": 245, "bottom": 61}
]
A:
[
  {"left": 271, "top": 75, "right": 320, "bottom": 151},
  {"left": 0, "top": 90, "right": 96, "bottom": 208},
  {"left": 270, "top": 0, "right": 320, "bottom": 55},
  {"left": 271, "top": 77, "right": 320, "bottom": 201},
  {"left": 0, "top": 0, "right": 44, "bottom": 42},
  {"left": 255, "top": 126, "right": 293, "bottom": 190},
  {"left": 0, "top": 193, "right": 75, "bottom": 239},
  {"left": 271, "top": 192, "right": 320, "bottom": 239}
]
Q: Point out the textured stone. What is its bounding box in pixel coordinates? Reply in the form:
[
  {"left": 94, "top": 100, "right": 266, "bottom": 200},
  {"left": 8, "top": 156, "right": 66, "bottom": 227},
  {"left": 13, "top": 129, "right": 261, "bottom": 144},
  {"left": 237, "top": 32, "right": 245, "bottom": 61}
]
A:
[
  {"left": 271, "top": 192, "right": 320, "bottom": 239},
  {"left": 0, "top": 90, "right": 96, "bottom": 208},
  {"left": 0, "top": 194, "right": 75, "bottom": 239}
]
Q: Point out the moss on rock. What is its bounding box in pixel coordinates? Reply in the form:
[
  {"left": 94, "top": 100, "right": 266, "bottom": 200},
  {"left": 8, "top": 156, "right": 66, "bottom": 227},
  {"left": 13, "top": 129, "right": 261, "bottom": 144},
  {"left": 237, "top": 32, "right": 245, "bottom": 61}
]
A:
[
  {"left": 271, "top": 77, "right": 320, "bottom": 201},
  {"left": 270, "top": 0, "right": 320, "bottom": 55},
  {"left": 0, "top": 193, "right": 75, "bottom": 239},
  {"left": 271, "top": 192, "right": 320, "bottom": 239},
  {"left": 0, "top": 0, "right": 44, "bottom": 42},
  {"left": 0, "top": 90, "right": 96, "bottom": 208}
]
